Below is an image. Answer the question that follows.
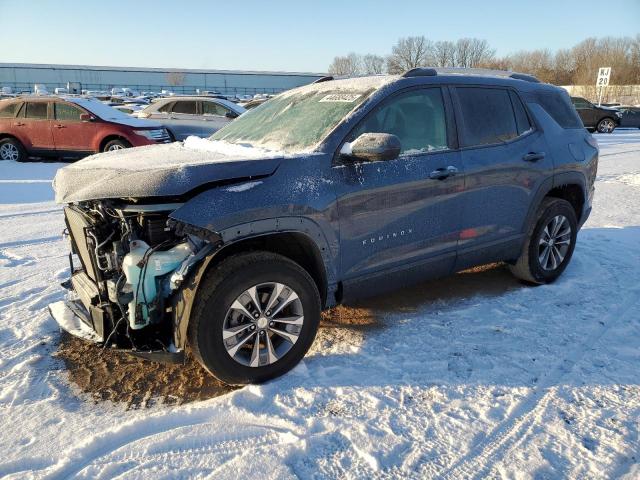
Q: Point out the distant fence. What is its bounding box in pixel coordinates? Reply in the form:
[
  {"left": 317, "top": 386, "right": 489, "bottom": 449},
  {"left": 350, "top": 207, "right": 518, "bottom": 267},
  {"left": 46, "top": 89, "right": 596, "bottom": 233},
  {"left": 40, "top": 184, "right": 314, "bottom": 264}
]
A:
[
  {"left": 1, "top": 82, "right": 288, "bottom": 96},
  {"left": 561, "top": 85, "right": 640, "bottom": 105}
]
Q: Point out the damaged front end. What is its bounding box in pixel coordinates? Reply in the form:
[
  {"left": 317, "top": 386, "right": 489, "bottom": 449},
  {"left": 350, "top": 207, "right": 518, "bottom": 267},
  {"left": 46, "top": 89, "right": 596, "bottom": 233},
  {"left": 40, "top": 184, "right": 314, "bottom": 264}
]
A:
[{"left": 49, "top": 200, "right": 216, "bottom": 363}]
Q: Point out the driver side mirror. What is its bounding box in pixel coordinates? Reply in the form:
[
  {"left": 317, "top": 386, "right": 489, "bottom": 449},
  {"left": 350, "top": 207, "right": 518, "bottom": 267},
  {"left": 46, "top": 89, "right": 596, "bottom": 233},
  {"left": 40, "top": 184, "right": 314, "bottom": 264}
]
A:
[
  {"left": 344, "top": 133, "right": 401, "bottom": 162},
  {"left": 225, "top": 111, "right": 239, "bottom": 119},
  {"left": 80, "top": 113, "right": 95, "bottom": 122}
]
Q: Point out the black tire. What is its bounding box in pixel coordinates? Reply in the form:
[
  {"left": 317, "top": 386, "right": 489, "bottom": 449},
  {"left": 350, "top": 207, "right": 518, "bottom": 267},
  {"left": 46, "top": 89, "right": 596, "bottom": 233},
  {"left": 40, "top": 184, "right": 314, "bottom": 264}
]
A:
[
  {"left": 596, "top": 117, "right": 616, "bottom": 133},
  {"left": 0, "top": 137, "right": 27, "bottom": 161},
  {"left": 509, "top": 197, "right": 578, "bottom": 284},
  {"left": 166, "top": 129, "right": 176, "bottom": 142},
  {"left": 102, "top": 138, "right": 131, "bottom": 152},
  {"left": 188, "top": 251, "right": 321, "bottom": 385}
]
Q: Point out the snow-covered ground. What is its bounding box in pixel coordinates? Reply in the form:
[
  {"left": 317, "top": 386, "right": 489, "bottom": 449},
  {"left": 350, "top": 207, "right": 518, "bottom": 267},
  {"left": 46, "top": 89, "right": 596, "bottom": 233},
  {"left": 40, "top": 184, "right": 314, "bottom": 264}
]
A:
[{"left": 0, "top": 131, "right": 639, "bottom": 479}]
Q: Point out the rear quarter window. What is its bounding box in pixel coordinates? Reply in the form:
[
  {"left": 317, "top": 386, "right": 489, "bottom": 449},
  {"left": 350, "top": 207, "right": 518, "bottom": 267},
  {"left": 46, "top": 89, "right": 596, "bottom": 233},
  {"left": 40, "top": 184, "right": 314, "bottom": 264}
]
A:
[
  {"left": 536, "top": 93, "right": 583, "bottom": 128},
  {"left": 0, "top": 102, "right": 18, "bottom": 118}
]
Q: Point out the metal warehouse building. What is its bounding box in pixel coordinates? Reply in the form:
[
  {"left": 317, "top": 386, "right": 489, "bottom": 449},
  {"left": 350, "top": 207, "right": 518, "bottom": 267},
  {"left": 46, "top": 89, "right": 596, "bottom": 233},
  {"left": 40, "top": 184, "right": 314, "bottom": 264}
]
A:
[{"left": 0, "top": 63, "right": 325, "bottom": 96}]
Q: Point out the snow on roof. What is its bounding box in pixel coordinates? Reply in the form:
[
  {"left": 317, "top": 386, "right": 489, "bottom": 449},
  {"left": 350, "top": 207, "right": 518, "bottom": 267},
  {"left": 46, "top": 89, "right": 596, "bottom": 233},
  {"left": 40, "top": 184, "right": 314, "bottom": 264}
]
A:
[
  {"left": 64, "top": 97, "right": 163, "bottom": 128},
  {"left": 279, "top": 75, "right": 398, "bottom": 98}
]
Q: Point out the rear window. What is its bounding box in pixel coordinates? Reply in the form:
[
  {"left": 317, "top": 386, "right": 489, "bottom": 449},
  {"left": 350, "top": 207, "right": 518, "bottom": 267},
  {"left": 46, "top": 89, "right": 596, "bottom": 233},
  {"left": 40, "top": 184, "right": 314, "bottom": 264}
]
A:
[
  {"left": 537, "top": 93, "right": 583, "bottom": 128},
  {"left": 25, "top": 102, "right": 48, "bottom": 119},
  {"left": 0, "top": 102, "right": 18, "bottom": 118},
  {"left": 456, "top": 87, "right": 518, "bottom": 146}
]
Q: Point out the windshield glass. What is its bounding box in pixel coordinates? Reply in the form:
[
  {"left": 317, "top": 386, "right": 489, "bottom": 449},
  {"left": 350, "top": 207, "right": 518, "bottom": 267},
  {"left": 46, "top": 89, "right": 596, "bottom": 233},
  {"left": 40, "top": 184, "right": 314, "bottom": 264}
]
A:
[{"left": 210, "top": 88, "right": 375, "bottom": 152}]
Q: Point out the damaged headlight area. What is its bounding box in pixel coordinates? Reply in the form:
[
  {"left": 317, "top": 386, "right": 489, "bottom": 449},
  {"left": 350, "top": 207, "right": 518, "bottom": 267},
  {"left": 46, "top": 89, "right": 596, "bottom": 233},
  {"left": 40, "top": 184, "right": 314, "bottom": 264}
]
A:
[{"left": 50, "top": 200, "right": 213, "bottom": 361}]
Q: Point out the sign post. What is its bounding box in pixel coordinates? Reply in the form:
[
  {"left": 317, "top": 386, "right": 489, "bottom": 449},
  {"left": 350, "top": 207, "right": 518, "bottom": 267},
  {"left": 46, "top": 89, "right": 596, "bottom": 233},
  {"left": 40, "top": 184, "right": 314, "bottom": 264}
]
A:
[{"left": 596, "top": 67, "right": 611, "bottom": 106}]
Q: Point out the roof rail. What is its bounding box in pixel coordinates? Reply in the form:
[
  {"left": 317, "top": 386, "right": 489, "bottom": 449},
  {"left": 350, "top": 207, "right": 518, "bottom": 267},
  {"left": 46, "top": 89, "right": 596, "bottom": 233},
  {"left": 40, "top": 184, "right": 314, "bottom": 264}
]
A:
[
  {"left": 313, "top": 76, "right": 334, "bottom": 84},
  {"left": 402, "top": 68, "right": 437, "bottom": 78},
  {"left": 401, "top": 67, "right": 540, "bottom": 83}
]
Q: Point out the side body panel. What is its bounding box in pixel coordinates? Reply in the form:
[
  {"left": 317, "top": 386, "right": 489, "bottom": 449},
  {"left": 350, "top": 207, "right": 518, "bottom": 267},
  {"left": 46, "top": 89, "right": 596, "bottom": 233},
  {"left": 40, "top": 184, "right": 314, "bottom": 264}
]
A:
[{"left": 169, "top": 153, "right": 341, "bottom": 298}]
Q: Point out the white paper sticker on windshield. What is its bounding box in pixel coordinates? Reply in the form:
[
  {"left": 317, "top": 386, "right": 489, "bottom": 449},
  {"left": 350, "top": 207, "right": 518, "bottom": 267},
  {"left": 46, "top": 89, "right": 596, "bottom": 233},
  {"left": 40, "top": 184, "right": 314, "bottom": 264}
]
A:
[{"left": 319, "top": 93, "right": 362, "bottom": 103}]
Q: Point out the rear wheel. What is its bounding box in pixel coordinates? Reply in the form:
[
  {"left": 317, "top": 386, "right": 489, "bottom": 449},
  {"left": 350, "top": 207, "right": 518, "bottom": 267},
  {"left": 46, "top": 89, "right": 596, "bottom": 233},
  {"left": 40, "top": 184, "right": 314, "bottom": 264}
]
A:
[
  {"left": 596, "top": 117, "right": 616, "bottom": 133},
  {"left": 509, "top": 197, "right": 578, "bottom": 284},
  {"left": 0, "top": 138, "right": 26, "bottom": 161},
  {"left": 189, "top": 251, "right": 321, "bottom": 385},
  {"left": 102, "top": 138, "right": 131, "bottom": 152}
]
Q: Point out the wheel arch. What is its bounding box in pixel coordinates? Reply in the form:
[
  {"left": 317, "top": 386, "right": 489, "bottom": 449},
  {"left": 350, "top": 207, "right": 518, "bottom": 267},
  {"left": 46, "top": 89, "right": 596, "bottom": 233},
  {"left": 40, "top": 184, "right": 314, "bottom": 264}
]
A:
[
  {"left": 524, "top": 173, "right": 587, "bottom": 236},
  {"left": 98, "top": 134, "right": 130, "bottom": 152},
  {"left": 170, "top": 229, "right": 333, "bottom": 351}
]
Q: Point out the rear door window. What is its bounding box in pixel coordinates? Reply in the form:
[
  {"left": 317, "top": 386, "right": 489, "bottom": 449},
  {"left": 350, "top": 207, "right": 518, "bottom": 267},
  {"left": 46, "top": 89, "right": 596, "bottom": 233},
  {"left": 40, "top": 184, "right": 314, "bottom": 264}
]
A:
[
  {"left": 572, "top": 98, "right": 591, "bottom": 109},
  {"left": 456, "top": 87, "right": 518, "bottom": 146},
  {"left": 171, "top": 101, "right": 197, "bottom": 115},
  {"left": 24, "top": 102, "right": 49, "bottom": 119},
  {"left": 349, "top": 88, "right": 449, "bottom": 155},
  {"left": 0, "top": 102, "right": 19, "bottom": 118},
  {"left": 54, "top": 102, "right": 84, "bottom": 121}
]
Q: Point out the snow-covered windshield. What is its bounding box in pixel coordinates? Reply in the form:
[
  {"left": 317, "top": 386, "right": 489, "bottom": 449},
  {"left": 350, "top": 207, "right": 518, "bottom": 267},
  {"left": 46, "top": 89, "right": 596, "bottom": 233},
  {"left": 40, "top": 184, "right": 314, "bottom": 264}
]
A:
[{"left": 210, "top": 88, "right": 375, "bottom": 152}]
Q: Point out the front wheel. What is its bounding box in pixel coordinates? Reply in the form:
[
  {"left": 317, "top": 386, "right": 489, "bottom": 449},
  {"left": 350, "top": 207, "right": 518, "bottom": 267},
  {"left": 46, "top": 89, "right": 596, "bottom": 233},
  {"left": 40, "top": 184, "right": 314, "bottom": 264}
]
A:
[
  {"left": 509, "top": 197, "right": 578, "bottom": 284},
  {"left": 189, "top": 251, "right": 321, "bottom": 385},
  {"left": 596, "top": 117, "right": 616, "bottom": 133},
  {"left": 102, "top": 138, "right": 131, "bottom": 152}
]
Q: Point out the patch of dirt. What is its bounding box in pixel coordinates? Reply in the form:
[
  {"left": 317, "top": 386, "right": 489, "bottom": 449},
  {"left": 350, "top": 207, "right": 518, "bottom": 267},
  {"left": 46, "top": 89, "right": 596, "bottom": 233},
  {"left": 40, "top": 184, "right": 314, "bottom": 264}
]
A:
[
  {"left": 55, "top": 306, "right": 379, "bottom": 408},
  {"left": 54, "top": 335, "right": 237, "bottom": 409},
  {"left": 54, "top": 263, "right": 513, "bottom": 408}
]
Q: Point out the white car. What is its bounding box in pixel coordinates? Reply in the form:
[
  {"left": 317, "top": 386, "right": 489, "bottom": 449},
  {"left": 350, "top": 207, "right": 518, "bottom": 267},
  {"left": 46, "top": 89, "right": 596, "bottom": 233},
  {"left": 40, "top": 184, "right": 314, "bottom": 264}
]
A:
[{"left": 136, "top": 96, "right": 245, "bottom": 140}]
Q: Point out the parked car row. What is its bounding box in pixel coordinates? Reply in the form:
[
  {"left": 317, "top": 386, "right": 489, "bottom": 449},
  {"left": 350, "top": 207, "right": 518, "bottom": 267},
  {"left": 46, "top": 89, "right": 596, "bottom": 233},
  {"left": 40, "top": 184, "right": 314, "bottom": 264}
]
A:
[{"left": 0, "top": 96, "right": 171, "bottom": 161}]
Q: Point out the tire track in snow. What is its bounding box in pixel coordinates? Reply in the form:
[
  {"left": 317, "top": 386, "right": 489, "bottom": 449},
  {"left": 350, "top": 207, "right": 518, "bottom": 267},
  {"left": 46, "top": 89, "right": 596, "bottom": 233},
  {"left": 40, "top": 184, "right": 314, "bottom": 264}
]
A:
[{"left": 438, "top": 286, "right": 640, "bottom": 480}]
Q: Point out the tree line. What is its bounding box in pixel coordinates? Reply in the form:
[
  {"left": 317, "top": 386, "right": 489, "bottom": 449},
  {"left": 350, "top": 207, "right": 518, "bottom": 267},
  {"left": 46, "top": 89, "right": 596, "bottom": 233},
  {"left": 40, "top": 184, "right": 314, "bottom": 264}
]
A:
[{"left": 328, "top": 35, "right": 640, "bottom": 85}]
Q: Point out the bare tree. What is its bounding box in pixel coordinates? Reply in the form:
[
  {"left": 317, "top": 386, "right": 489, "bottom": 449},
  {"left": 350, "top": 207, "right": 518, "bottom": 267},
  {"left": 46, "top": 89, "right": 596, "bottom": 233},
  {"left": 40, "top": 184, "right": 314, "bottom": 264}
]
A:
[
  {"left": 362, "top": 54, "right": 385, "bottom": 74},
  {"left": 433, "top": 41, "right": 456, "bottom": 67},
  {"left": 386, "top": 36, "right": 434, "bottom": 74},
  {"left": 328, "top": 53, "right": 362, "bottom": 76},
  {"left": 455, "top": 38, "right": 494, "bottom": 68},
  {"left": 166, "top": 71, "right": 186, "bottom": 86}
]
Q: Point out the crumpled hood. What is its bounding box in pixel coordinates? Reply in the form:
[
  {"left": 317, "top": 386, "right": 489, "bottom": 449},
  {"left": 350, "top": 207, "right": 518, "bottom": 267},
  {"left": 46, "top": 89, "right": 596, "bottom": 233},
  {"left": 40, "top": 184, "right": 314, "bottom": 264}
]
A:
[{"left": 53, "top": 139, "right": 285, "bottom": 203}]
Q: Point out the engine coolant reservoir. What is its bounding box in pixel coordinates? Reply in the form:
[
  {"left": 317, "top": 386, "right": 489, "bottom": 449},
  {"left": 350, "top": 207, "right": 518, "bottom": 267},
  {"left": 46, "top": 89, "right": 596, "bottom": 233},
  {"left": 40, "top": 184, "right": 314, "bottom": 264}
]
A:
[{"left": 122, "top": 240, "right": 193, "bottom": 329}]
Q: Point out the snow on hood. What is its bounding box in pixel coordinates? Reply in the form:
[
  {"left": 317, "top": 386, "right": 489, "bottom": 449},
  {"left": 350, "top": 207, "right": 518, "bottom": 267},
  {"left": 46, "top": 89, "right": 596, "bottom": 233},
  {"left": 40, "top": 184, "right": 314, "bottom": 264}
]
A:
[{"left": 53, "top": 138, "right": 289, "bottom": 203}]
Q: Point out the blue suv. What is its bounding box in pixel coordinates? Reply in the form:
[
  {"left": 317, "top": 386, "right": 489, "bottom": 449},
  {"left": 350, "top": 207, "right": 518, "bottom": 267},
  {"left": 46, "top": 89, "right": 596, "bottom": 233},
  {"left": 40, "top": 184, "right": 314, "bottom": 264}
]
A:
[{"left": 50, "top": 68, "right": 598, "bottom": 384}]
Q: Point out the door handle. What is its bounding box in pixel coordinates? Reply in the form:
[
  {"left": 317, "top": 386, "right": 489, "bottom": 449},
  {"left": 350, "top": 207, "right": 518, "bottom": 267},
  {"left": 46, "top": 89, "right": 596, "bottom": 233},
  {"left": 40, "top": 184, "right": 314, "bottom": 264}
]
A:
[
  {"left": 523, "top": 152, "right": 545, "bottom": 162},
  {"left": 15, "top": 122, "right": 25, "bottom": 126},
  {"left": 54, "top": 124, "right": 66, "bottom": 129},
  {"left": 429, "top": 165, "right": 459, "bottom": 180}
]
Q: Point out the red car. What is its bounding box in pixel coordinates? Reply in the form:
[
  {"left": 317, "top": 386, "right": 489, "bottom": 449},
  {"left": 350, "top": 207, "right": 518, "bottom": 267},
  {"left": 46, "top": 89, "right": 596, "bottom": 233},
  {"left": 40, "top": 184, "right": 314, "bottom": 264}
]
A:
[{"left": 0, "top": 96, "right": 171, "bottom": 161}]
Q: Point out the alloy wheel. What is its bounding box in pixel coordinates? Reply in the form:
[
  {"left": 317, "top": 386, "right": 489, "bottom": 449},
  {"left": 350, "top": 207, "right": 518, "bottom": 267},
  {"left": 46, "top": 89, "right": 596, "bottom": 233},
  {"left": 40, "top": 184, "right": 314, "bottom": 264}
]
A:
[
  {"left": 538, "top": 215, "right": 572, "bottom": 271},
  {"left": 598, "top": 119, "right": 615, "bottom": 133},
  {"left": 0, "top": 143, "right": 19, "bottom": 161},
  {"left": 222, "top": 282, "right": 304, "bottom": 367},
  {"left": 107, "top": 144, "right": 125, "bottom": 151}
]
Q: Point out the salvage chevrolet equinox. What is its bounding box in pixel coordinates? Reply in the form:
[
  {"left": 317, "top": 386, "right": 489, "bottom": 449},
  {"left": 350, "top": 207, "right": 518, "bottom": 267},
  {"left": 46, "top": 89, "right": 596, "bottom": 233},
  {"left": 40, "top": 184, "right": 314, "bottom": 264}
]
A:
[{"left": 50, "top": 68, "right": 598, "bottom": 385}]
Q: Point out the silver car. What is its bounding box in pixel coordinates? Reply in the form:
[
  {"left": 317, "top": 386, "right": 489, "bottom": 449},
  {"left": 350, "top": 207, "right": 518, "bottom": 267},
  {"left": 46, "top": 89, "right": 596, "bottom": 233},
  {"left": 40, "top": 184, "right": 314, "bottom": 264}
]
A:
[{"left": 137, "top": 96, "right": 246, "bottom": 140}]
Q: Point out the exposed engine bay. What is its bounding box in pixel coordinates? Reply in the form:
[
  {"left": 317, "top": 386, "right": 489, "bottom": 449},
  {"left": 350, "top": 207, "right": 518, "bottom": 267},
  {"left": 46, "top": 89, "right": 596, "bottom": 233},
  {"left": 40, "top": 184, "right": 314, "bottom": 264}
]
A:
[{"left": 59, "top": 200, "right": 212, "bottom": 356}]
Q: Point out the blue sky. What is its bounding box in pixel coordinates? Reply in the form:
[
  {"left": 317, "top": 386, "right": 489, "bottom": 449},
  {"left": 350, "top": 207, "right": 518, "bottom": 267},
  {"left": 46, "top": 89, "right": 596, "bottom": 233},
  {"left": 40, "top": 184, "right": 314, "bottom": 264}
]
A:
[{"left": 1, "top": 0, "right": 638, "bottom": 72}]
